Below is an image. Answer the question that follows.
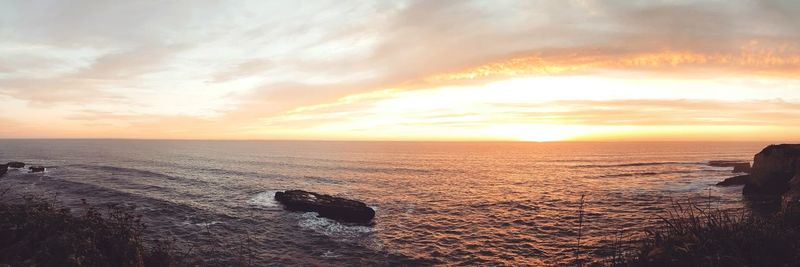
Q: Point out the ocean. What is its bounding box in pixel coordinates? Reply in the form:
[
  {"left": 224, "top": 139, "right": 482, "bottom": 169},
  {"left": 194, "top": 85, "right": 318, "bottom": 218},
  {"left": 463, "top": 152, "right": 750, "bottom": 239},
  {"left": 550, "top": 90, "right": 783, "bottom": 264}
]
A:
[{"left": 0, "top": 140, "right": 769, "bottom": 266}]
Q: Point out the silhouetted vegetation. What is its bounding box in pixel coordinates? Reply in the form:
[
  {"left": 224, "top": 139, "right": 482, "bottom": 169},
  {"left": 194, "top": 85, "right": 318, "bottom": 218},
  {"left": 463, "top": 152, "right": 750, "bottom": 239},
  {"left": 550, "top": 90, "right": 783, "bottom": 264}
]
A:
[
  {"left": 604, "top": 203, "right": 800, "bottom": 267},
  {"left": 0, "top": 189, "right": 196, "bottom": 267}
]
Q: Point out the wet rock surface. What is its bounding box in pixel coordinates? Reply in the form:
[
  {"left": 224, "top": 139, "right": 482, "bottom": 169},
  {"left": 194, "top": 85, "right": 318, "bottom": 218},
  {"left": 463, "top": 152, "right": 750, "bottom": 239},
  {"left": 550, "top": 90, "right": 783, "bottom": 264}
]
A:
[
  {"left": 709, "top": 160, "right": 748, "bottom": 167},
  {"left": 716, "top": 174, "right": 749, "bottom": 186},
  {"left": 732, "top": 163, "right": 751, "bottom": 173},
  {"left": 7, "top": 162, "right": 25, "bottom": 168},
  {"left": 274, "top": 190, "right": 375, "bottom": 224},
  {"left": 708, "top": 160, "right": 751, "bottom": 173}
]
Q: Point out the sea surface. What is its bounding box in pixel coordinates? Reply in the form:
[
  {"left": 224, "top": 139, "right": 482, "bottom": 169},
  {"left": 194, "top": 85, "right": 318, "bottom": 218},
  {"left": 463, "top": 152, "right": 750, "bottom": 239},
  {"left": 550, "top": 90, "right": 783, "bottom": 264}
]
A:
[{"left": 0, "top": 140, "right": 770, "bottom": 266}]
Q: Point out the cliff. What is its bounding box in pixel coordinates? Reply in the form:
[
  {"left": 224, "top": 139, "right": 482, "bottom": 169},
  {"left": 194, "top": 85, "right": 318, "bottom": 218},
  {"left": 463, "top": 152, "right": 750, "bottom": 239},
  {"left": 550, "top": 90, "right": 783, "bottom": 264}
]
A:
[{"left": 743, "top": 144, "right": 800, "bottom": 196}]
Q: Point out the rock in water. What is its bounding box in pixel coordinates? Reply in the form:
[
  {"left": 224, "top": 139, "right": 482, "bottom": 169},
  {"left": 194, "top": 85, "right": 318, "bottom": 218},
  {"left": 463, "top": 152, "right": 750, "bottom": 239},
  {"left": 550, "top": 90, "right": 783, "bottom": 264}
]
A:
[
  {"left": 708, "top": 160, "right": 751, "bottom": 173},
  {"left": 709, "top": 160, "right": 747, "bottom": 167},
  {"left": 732, "top": 163, "right": 751, "bottom": 173},
  {"left": 28, "top": 166, "right": 45, "bottom": 173},
  {"left": 716, "top": 174, "right": 750, "bottom": 186},
  {"left": 743, "top": 144, "right": 800, "bottom": 195},
  {"left": 274, "top": 190, "right": 375, "bottom": 224},
  {"left": 0, "top": 164, "right": 7, "bottom": 177},
  {"left": 7, "top": 161, "right": 25, "bottom": 168}
]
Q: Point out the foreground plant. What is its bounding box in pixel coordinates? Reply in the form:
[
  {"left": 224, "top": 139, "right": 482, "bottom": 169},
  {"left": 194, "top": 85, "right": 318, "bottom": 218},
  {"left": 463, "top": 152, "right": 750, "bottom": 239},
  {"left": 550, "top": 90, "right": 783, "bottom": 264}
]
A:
[
  {"left": 612, "top": 203, "right": 800, "bottom": 267},
  {"left": 0, "top": 193, "right": 192, "bottom": 267}
]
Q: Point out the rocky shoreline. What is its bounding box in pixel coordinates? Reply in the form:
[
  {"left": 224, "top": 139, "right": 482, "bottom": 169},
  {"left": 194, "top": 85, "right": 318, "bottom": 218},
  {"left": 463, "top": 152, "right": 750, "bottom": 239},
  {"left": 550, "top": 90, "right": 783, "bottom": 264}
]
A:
[
  {"left": 715, "top": 144, "right": 800, "bottom": 209},
  {"left": 0, "top": 161, "right": 46, "bottom": 177}
]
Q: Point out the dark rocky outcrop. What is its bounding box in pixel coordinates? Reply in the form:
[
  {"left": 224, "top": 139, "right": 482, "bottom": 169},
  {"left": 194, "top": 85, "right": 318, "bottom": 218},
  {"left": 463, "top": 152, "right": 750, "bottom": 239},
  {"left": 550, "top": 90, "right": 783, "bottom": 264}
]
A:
[
  {"left": 709, "top": 160, "right": 747, "bottom": 167},
  {"left": 732, "top": 163, "right": 751, "bottom": 173},
  {"left": 274, "top": 190, "right": 375, "bottom": 224},
  {"left": 0, "top": 164, "right": 7, "bottom": 177},
  {"left": 716, "top": 174, "right": 750, "bottom": 186},
  {"left": 717, "top": 144, "right": 800, "bottom": 209},
  {"left": 28, "top": 166, "right": 45, "bottom": 173},
  {"left": 7, "top": 161, "right": 25, "bottom": 168},
  {"left": 742, "top": 144, "right": 800, "bottom": 196},
  {"left": 708, "top": 160, "right": 751, "bottom": 173},
  {"left": 782, "top": 160, "right": 800, "bottom": 208}
]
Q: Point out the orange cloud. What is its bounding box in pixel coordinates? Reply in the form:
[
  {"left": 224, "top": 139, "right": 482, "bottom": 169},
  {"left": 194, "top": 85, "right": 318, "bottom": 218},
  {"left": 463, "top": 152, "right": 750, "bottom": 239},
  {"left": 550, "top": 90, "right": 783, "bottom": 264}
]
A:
[{"left": 428, "top": 45, "right": 800, "bottom": 82}]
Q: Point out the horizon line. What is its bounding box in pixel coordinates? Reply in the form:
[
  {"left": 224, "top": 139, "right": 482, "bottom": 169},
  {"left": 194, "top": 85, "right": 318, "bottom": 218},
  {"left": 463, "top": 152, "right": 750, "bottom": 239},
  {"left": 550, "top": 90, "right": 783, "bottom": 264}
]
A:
[{"left": 0, "top": 138, "right": 795, "bottom": 143}]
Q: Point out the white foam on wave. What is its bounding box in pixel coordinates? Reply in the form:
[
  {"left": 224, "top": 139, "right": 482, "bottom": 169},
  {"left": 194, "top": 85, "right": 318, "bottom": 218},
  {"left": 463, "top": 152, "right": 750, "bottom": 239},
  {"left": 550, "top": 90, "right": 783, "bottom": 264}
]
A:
[
  {"left": 296, "top": 212, "right": 373, "bottom": 239},
  {"left": 321, "top": 250, "right": 341, "bottom": 258},
  {"left": 178, "top": 220, "right": 223, "bottom": 227},
  {"left": 196, "top": 221, "right": 222, "bottom": 227},
  {"left": 247, "top": 191, "right": 280, "bottom": 208}
]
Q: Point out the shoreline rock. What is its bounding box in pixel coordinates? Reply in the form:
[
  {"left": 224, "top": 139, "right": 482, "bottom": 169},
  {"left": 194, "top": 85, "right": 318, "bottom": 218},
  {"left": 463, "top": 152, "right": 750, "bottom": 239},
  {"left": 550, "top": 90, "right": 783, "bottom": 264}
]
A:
[
  {"left": 708, "top": 160, "right": 747, "bottom": 167},
  {"left": 716, "top": 174, "right": 749, "bottom": 186},
  {"left": 742, "top": 144, "right": 800, "bottom": 196},
  {"left": 782, "top": 160, "right": 800, "bottom": 208},
  {"left": 732, "top": 163, "right": 751, "bottom": 173},
  {"left": 28, "top": 166, "right": 45, "bottom": 173},
  {"left": 0, "top": 164, "right": 6, "bottom": 177},
  {"left": 274, "top": 190, "right": 375, "bottom": 224},
  {"left": 708, "top": 160, "right": 751, "bottom": 173},
  {"left": 7, "top": 161, "right": 25, "bottom": 169},
  {"left": 717, "top": 144, "right": 800, "bottom": 209}
]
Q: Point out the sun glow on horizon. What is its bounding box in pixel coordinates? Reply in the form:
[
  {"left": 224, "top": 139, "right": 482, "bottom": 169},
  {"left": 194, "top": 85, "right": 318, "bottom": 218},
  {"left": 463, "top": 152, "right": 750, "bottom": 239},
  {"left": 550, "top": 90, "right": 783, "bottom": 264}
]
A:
[
  {"left": 241, "top": 74, "right": 800, "bottom": 142},
  {"left": 485, "top": 124, "right": 589, "bottom": 142}
]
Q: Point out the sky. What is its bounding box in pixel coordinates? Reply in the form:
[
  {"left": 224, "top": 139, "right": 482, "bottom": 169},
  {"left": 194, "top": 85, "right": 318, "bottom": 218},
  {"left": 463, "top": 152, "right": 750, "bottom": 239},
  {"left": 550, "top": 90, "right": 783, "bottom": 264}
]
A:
[{"left": 1, "top": 0, "right": 799, "bottom": 141}]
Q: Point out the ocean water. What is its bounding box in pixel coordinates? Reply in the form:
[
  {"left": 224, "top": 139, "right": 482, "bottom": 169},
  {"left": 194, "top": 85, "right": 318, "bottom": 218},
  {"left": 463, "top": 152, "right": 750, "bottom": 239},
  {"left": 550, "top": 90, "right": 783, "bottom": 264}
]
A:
[{"left": 0, "top": 140, "right": 769, "bottom": 266}]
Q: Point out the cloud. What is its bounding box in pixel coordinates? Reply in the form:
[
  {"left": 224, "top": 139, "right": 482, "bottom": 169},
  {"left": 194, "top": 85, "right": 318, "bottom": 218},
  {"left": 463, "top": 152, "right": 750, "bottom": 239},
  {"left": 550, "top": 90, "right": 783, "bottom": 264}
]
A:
[
  {"left": 251, "top": 84, "right": 800, "bottom": 132},
  {"left": 427, "top": 46, "right": 800, "bottom": 82},
  {"left": 0, "top": 1, "right": 228, "bottom": 47},
  {"left": 232, "top": 0, "right": 800, "bottom": 118},
  {"left": 211, "top": 59, "right": 271, "bottom": 83},
  {"left": 422, "top": 1, "right": 800, "bottom": 82},
  {"left": 500, "top": 99, "right": 800, "bottom": 126},
  {"left": 74, "top": 44, "right": 190, "bottom": 79},
  {"left": 1, "top": 0, "right": 800, "bottom": 140},
  {"left": 0, "top": 44, "right": 188, "bottom": 105}
]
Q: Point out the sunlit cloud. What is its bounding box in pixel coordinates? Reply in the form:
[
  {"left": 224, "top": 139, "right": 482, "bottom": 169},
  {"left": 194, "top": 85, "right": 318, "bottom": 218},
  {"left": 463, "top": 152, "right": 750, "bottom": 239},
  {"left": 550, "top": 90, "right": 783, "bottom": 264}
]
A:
[
  {"left": 428, "top": 44, "right": 800, "bottom": 82},
  {"left": 1, "top": 0, "right": 799, "bottom": 141},
  {"left": 238, "top": 76, "right": 800, "bottom": 141}
]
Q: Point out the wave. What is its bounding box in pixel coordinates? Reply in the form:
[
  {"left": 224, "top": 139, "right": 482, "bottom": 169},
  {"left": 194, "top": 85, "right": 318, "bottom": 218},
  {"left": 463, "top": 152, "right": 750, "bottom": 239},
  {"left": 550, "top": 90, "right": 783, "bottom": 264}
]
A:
[
  {"left": 294, "top": 212, "right": 374, "bottom": 240},
  {"left": 192, "top": 167, "right": 347, "bottom": 187},
  {"left": 68, "top": 164, "right": 209, "bottom": 186},
  {"left": 193, "top": 167, "right": 288, "bottom": 181},
  {"left": 247, "top": 191, "right": 281, "bottom": 208},
  {"left": 2, "top": 171, "right": 204, "bottom": 214},
  {"left": 198, "top": 159, "right": 455, "bottom": 176},
  {"left": 178, "top": 220, "right": 223, "bottom": 228},
  {"left": 577, "top": 161, "right": 703, "bottom": 168},
  {"left": 596, "top": 169, "right": 701, "bottom": 178}
]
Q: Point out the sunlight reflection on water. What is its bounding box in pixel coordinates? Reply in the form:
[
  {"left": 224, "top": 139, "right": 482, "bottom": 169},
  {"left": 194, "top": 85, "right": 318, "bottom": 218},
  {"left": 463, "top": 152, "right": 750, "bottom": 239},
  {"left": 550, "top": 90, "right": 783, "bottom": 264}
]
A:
[{"left": 0, "top": 140, "right": 768, "bottom": 265}]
